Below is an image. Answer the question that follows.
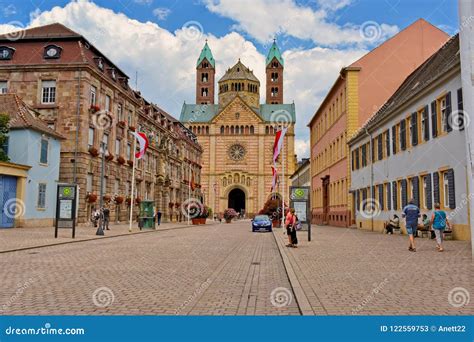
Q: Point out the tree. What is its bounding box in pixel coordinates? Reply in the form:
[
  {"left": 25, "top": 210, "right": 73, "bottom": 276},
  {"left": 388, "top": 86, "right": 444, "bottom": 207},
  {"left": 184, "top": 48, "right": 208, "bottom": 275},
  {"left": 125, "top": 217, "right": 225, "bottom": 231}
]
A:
[{"left": 0, "top": 114, "right": 9, "bottom": 162}]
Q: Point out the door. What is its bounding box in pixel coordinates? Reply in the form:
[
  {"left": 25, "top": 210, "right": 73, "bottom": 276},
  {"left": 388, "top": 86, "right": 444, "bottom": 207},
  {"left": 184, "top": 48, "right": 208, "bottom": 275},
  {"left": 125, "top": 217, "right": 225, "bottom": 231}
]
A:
[
  {"left": 322, "top": 176, "right": 329, "bottom": 225},
  {"left": 0, "top": 175, "right": 18, "bottom": 228}
]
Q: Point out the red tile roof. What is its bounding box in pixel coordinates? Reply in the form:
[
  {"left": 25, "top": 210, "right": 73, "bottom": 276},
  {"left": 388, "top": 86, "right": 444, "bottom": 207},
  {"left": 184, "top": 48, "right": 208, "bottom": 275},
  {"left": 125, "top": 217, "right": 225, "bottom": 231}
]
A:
[{"left": 0, "top": 93, "right": 65, "bottom": 139}]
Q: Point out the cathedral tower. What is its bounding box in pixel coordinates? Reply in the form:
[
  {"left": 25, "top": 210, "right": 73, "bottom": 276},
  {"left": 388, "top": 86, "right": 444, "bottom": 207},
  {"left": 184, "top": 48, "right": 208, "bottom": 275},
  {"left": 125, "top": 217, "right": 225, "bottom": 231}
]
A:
[
  {"left": 265, "top": 40, "right": 284, "bottom": 104},
  {"left": 196, "top": 41, "right": 215, "bottom": 104}
]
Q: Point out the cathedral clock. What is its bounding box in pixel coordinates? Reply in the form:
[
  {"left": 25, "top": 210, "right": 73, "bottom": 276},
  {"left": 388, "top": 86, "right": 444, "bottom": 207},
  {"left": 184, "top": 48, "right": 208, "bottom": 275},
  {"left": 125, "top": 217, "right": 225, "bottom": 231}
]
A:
[{"left": 228, "top": 144, "right": 246, "bottom": 161}]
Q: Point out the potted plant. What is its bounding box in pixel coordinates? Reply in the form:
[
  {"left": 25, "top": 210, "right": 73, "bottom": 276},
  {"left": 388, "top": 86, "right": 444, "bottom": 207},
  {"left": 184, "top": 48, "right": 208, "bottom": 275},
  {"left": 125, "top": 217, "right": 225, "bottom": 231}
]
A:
[
  {"left": 129, "top": 126, "right": 136, "bottom": 132},
  {"left": 114, "top": 195, "right": 124, "bottom": 205},
  {"left": 117, "top": 120, "right": 126, "bottom": 128},
  {"left": 86, "top": 192, "right": 97, "bottom": 203},
  {"left": 126, "top": 197, "right": 132, "bottom": 206},
  {"left": 105, "top": 152, "right": 114, "bottom": 162},
  {"left": 199, "top": 206, "right": 212, "bottom": 224},
  {"left": 135, "top": 197, "right": 141, "bottom": 206},
  {"left": 117, "top": 156, "right": 126, "bottom": 165},
  {"left": 103, "top": 194, "right": 112, "bottom": 203},
  {"left": 223, "top": 208, "right": 238, "bottom": 223},
  {"left": 260, "top": 198, "right": 283, "bottom": 227},
  {"left": 89, "top": 104, "right": 100, "bottom": 113},
  {"left": 88, "top": 146, "right": 99, "bottom": 157},
  {"left": 127, "top": 159, "right": 134, "bottom": 167}
]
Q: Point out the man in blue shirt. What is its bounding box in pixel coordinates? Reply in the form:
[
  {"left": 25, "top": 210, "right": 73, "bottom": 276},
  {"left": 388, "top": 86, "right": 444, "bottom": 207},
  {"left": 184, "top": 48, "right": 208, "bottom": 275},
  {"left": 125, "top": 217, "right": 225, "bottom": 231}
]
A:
[{"left": 402, "top": 199, "right": 420, "bottom": 252}]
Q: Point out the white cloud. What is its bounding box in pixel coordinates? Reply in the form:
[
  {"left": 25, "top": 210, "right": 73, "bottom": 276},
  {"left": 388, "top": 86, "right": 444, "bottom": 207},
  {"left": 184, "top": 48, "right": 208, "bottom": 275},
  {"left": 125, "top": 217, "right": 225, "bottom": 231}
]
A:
[
  {"left": 152, "top": 7, "right": 171, "bottom": 20},
  {"left": 203, "top": 0, "right": 398, "bottom": 46},
  {"left": 0, "top": 0, "right": 371, "bottom": 159},
  {"left": 1, "top": 4, "right": 17, "bottom": 17}
]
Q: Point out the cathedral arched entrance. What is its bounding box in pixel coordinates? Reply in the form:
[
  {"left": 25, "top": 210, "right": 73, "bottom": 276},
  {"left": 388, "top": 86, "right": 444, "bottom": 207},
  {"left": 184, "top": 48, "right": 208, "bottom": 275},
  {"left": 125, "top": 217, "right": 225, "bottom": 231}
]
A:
[{"left": 228, "top": 188, "right": 246, "bottom": 215}]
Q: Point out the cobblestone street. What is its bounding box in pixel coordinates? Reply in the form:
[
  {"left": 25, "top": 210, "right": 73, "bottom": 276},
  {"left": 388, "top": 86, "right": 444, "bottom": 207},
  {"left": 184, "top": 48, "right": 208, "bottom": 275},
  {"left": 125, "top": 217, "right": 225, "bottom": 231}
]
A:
[{"left": 0, "top": 221, "right": 472, "bottom": 316}]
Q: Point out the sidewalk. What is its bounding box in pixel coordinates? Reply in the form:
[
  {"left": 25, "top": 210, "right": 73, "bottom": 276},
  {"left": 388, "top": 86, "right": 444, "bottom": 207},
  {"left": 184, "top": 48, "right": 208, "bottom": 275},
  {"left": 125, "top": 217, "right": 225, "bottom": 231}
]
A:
[
  {"left": 273, "top": 225, "right": 473, "bottom": 315},
  {"left": 0, "top": 220, "right": 217, "bottom": 253}
]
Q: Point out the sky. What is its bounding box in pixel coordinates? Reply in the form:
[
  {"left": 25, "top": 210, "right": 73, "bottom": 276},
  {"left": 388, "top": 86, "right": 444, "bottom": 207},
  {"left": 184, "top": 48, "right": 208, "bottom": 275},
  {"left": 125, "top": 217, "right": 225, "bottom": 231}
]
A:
[{"left": 0, "top": 0, "right": 459, "bottom": 159}]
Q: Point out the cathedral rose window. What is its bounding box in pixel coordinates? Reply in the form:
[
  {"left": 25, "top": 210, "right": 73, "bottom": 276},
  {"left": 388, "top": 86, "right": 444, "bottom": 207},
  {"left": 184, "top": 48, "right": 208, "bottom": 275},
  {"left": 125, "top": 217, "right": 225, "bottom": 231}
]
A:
[{"left": 228, "top": 144, "right": 246, "bottom": 161}]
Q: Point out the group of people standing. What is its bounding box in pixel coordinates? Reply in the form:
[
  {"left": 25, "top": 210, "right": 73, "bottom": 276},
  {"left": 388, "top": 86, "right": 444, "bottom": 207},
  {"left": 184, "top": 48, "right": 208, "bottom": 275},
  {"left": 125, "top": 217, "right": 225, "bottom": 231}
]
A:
[
  {"left": 91, "top": 206, "right": 110, "bottom": 230},
  {"left": 387, "top": 199, "right": 452, "bottom": 252}
]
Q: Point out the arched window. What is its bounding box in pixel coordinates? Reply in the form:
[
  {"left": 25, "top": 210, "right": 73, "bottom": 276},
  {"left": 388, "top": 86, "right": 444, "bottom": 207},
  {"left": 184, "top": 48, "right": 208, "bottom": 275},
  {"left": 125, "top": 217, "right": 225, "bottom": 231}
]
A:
[
  {"left": 234, "top": 174, "right": 239, "bottom": 183},
  {"left": 246, "top": 178, "right": 250, "bottom": 186},
  {"left": 220, "top": 126, "right": 224, "bottom": 134},
  {"left": 198, "top": 127, "right": 201, "bottom": 134},
  {"left": 231, "top": 83, "right": 234, "bottom": 91},
  {"left": 225, "top": 126, "right": 229, "bottom": 134},
  {"left": 265, "top": 126, "right": 269, "bottom": 134},
  {"left": 235, "top": 126, "right": 239, "bottom": 134},
  {"left": 206, "top": 126, "right": 209, "bottom": 135},
  {"left": 230, "top": 126, "right": 234, "bottom": 134},
  {"left": 250, "top": 126, "right": 254, "bottom": 134},
  {"left": 245, "top": 125, "right": 249, "bottom": 134},
  {"left": 223, "top": 178, "right": 227, "bottom": 186}
]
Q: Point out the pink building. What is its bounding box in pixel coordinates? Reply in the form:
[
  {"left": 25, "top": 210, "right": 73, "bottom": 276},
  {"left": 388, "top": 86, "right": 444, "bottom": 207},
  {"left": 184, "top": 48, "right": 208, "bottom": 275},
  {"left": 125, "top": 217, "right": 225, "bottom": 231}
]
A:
[{"left": 308, "top": 19, "right": 449, "bottom": 227}]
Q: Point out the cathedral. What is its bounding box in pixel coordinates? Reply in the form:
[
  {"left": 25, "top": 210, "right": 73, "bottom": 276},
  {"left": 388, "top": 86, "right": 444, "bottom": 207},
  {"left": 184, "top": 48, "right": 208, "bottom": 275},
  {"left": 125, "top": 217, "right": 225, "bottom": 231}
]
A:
[{"left": 180, "top": 41, "right": 297, "bottom": 217}]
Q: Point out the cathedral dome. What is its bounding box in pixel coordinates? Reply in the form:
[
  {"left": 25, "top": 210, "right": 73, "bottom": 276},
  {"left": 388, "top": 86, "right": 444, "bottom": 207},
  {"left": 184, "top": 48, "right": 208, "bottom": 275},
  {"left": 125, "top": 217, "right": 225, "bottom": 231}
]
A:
[
  {"left": 219, "top": 60, "right": 259, "bottom": 82},
  {"left": 218, "top": 60, "right": 260, "bottom": 108}
]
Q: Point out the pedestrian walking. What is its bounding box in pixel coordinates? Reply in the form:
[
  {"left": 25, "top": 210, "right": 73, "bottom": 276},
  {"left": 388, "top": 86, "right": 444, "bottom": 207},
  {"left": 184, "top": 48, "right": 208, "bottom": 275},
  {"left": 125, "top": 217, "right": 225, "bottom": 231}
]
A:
[
  {"left": 285, "top": 208, "right": 298, "bottom": 248},
  {"left": 103, "top": 206, "right": 110, "bottom": 230},
  {"left": 402, "top": 199, "right": 420, "bottom": 252},
  {"left": 91, "top": 207, "right": 100, "bottom": 228},
  {"left": 430, "top": 203, "right": 451, "bottom": 252},
  {"left": 156, "top": 210, "right": 162, "bottom": 226}
]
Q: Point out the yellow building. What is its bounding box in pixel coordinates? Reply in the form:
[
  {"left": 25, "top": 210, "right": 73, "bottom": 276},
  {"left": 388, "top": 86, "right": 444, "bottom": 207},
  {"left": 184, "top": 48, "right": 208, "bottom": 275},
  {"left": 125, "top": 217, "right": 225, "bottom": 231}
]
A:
[{"left": 180, "top": 42, "right": 297, "bottom": 216}]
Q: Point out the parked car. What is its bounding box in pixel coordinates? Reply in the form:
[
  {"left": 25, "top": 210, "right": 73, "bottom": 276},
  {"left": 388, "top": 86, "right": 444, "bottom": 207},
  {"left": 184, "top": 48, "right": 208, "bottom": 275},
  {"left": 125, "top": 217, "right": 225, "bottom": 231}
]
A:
[{"left": 251, "top": 215, "right": 272, "bottom": 232}]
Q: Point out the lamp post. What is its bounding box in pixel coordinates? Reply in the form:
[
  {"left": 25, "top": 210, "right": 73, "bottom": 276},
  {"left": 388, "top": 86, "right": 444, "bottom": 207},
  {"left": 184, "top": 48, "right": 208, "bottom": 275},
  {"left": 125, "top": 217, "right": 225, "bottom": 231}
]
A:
[
  {"left": 96, "top": 142, "right": 107, "bottom": 236},
  {"left": 213, "top": 182, "right": 217, "bottom": 220}
]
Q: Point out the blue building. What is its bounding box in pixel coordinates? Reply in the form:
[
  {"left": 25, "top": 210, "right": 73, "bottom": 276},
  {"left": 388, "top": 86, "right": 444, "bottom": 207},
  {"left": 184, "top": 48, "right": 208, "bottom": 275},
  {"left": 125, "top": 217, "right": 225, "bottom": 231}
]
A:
[{"left": 0, "top": 94, "right": 64, "bottom": 228}]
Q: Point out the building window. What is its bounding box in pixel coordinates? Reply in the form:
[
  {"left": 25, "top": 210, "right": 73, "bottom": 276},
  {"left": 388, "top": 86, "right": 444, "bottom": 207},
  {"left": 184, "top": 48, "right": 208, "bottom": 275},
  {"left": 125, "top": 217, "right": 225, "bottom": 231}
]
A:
[
  {"left": 105, "top": 95, "right": 111, "bottom": 112},
  {"left": 88, "top": 127, "right": 95, "bottom": 148},
  {"left": 0, "top": 46, "right": 14, "bottom": 60},
  {"left": 86, "top": 174, "right": 93, "bottom": 193},
  {"left": 44, "top": 45, "right": 62, "bottom": 59},
  {"left": 41, "top": 80, "right": 56, "bottom": 104},
  {"left": 421, "top": 106, "right": 429, "bottom": 141},
  {"left": 117, "top": 103, "right": 123, "bottom": 121},
  {"left": 0, "top": 81, "right": 7, "bottom": 94},
  {"left": 90, "top": 86, "right": 97, "bottom": 106},
  {"left": 115, "top": 139, "right": 120, "bottom": 155},
  {"left": 128, "top": 110, "right": 133, "bottom": 125},
  {"left": 127, "top": 143, "right": 131, "bottom": 160},
  {"left": 40, "top": 139, "right": 48, "bottom": 164},
  {"left": 114, "top": 179, "right": 119, "bottom": 195},
  {"left": 102, "top": 133, "right": 109, "bottom": 150},
  {"left": 37, "top": 183, "right": 47, "bottom": 209}
]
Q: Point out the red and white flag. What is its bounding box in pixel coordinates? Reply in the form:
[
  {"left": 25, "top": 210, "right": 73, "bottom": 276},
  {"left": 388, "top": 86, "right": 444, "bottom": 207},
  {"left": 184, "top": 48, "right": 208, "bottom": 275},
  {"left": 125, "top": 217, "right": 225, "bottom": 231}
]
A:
[
  {"left": 273, "top": 127, "right": 288, "bottom": 165},
  {"left": 271, "top": 165, "right": 278, "bottom": 192},
  {"left": 132, "top": 131, "right": 149, "bottom": 160}
]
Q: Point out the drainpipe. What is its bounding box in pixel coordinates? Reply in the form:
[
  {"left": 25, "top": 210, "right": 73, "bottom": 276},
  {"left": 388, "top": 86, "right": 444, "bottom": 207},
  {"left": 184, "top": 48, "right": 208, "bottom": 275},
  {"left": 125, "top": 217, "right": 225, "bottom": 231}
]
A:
[
  {"left": 73, "top": 70, "right": 82, "bottom": 184},
  {"left": 365, "top": 128, "right": 374, "bottom": 232}
]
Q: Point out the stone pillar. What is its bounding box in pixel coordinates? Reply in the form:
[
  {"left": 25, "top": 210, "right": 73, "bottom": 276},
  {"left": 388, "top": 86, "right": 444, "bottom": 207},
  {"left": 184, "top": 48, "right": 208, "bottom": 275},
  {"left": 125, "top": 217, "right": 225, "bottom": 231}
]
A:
[{"left": 163, "top": 188, "right": 170, "bottom": 223}]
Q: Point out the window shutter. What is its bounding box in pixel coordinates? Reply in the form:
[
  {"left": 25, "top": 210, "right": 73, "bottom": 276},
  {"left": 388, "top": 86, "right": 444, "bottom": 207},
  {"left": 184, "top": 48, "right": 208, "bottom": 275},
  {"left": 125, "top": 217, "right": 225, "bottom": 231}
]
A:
[
  {"left": 387, "top": 184, "right": 391, "bottom": 210},
  {"left": 391, "top": 126, "right": 396, "bottom": 154},
  {"left": 425, "top": 174, "right": 432, "bottom": 210},
  {"left": 385, "top": 130, "right": 390, "bottom": 157},
  {"left": 401, "top": 179, "right": 407, "bottom": 208},
  {"left": 371, "top": 138, "right": 375, "bottom": 162},
  {"left": 392, "top": 181, "right": 397, "bottom": 210},
  {"left": 371, "top": 186, "right": 375, "bottom": 200},
  {"left": 431, "top": 101, "right": 437, "bottom": 137},
  {"left": 356, "top": 149, "right": 360, "bottom": 169},
  {"left": 423, "top": 105, "right": 430, "bottom": 141},
  {"left": 412, "top": 176, "right": 419, "bottom": 207},
  {"left": 355, "top": 190, "right": 359, "bottom": 212},
  {"left": 411, "top": 112, "right": 418, "bottom": 146},
  {"left": 378, "top": 184, "right": 384, "bottom": 210},
  {"left": 447, "top": 169, "right": 456, "bottom": 209},
  {"left": 433, "top": 172, "right": 440, "bottom": 205},
  {"left": 445, "top": 91, "right": 452, "bottom": 132},
  {"left": 351, "top": 151, "right": 355, "bottom": 171},
  {"left": 400, "top": 120, "right": 406, "bottom": 150},
  {"left": 377, "top": 135, "right": 383, "bottom": 160},
  {"left": 457, "top": 88, "right": 464, "bottom": 131}
]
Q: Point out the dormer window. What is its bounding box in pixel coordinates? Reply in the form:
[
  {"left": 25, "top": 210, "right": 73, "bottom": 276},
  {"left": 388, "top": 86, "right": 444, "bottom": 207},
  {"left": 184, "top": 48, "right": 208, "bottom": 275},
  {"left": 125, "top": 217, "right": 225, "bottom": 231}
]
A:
[
  {"left": 44, "top": 45, "right": 62, "bottom": 59},
  {"left": 0, "top": 46, "right": 15, "bottom": 60},
  {"left": 109, "top": 68, "right": 117, "bottom": 80},
  {"left": 94, "top": 57, "right": 104, "bottom": 71}
]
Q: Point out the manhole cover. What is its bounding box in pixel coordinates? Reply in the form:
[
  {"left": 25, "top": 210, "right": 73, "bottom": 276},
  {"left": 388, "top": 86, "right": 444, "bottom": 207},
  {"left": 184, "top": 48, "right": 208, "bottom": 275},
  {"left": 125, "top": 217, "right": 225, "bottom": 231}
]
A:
[
  {"left": 28, "top": 252, "right": 39, "bottom": 255},
  {"left": 251, "top": 262, "right": 260, "bottom": 265}
]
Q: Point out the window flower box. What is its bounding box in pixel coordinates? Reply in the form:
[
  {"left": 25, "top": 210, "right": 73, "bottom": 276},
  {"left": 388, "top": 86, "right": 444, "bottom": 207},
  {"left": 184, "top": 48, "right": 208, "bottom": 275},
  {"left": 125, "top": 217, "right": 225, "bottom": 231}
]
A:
[
  {"left": 117, "top": 156, "right": 126, "bottom": 165},
  {"left": 88, "top": 146, "right": 99, "bottom": 157},
  {"left": 86, "top": 192, "right": 98, "bottom": 203}
]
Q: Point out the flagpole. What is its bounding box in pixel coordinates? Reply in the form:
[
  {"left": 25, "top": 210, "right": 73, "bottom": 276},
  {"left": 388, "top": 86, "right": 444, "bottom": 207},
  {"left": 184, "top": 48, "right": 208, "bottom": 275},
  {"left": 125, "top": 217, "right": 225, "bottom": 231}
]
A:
[
  {"left": 282, "top": 135, "right": 285, "bottom": 226},
  {"left": 128, "top": 137, "right": 137, "bottom": 233},
  {"left": 188, "top": 162, "right": 191, "bottom": 225}
]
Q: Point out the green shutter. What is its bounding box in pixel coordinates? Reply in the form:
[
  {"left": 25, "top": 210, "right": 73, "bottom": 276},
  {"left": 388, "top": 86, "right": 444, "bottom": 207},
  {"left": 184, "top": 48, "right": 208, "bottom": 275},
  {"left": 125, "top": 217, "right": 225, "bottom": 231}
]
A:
[
  {"left": 401, "top": 179, "right": 407, "bottom": 207},
  {"left": 433, "top": 172, "right": 440, "bottom": 205},
  {"left": 412, "top": 176, "right": 419, "bottom": 207},
  {"left": 445, "top": 92, "right": 452, "bottom": 132},
  {"left": 387, "top": 184, "right": 391, "bottom": 210},
  {"left": 392, "top": 181, "right": 397, "bottom": 210},
  {"left": 425, "top": 174, "right": 432, "bottom": 210},
  {"left": 447, "top": 169, "right": 456, "bottom": 209},
  {"left": 411, "top": 112, "right": 418, "bottom": 146},
  {"left": 431, "top": 101, "right": 438, "bottom": 137},
  {"left": 423, "top": 105, "right": 430, "bottom": 141}
]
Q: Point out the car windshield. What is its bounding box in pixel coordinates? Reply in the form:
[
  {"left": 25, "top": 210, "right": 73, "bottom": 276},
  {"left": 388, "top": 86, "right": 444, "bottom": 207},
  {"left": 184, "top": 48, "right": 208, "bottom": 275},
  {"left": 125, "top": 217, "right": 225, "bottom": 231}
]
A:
[{"left": 254, "top": 215, "right": 270, "bottom": 221}]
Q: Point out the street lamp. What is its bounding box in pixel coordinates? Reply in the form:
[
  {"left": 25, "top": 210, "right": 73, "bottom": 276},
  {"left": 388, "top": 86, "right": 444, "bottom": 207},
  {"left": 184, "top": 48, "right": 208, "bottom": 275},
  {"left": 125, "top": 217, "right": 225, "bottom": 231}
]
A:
[{"left": 96, "top": 141, "right": 108, "bottom": 236}]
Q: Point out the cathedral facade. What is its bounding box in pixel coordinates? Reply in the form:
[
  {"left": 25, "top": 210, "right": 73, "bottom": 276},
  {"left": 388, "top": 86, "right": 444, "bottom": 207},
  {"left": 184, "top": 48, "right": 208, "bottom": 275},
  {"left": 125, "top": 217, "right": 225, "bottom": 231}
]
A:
[{"left": 180, "top": 42, "right": 297, "bottom": 217}]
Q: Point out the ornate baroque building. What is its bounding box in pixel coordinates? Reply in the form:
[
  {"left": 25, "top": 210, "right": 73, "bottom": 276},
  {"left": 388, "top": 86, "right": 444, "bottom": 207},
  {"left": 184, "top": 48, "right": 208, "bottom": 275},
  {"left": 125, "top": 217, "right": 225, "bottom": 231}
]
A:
[
  {"left": 180, "top": 41, "right": 297, "bottom": 217},
  {"left": 0, "top": 23, "right": 202, "bottom": 223}
]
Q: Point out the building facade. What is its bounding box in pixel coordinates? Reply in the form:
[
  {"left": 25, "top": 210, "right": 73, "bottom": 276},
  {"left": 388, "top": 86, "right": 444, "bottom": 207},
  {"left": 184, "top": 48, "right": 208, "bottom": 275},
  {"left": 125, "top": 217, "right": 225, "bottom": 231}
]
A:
[
  {"left": 0, "top": 23, "right": 202, "bottom": 224},
  {"left": 308, "top": 19, "right": 449, "bottom": 227},
  {"left": 0, "top": 94, "right": 64, "bottom": 227},
  {"left": 180, "top": 41, "right": 297, "bottom": 217},
  {"left": 290, "top": 158, "right": 310, "bottom": 187},
  {"left": 348, "top": 35, "right": 470, "bottom": 241}
]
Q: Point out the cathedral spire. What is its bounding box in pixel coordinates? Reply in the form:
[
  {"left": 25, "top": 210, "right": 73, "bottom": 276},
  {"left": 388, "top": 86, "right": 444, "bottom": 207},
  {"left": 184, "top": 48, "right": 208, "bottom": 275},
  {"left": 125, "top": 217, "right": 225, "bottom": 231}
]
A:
[
  {"left": 196, "top": 41, "right": 215, "bottom": 104},
  {"left": 265, "top": 40, "right": 284, "bottom": 67},
  {"left": 196, "top": 41, "right": 215, "bottom": 68},
  {"left": 265, "top": 40, "right": 284, "bottom": 104}
]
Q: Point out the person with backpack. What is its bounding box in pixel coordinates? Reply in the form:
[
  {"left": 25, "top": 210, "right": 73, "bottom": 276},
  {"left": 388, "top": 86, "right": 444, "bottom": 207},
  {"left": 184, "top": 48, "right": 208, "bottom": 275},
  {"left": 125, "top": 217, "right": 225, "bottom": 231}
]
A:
[
  {"left": 431, "top": 203, "right": 451, "bottom": 252},
  {"left": 285, "top": 208, "right": 298, "bottom": 248},
  {"left": 402, "top": 199, "right": 420, "bottom": 252}
]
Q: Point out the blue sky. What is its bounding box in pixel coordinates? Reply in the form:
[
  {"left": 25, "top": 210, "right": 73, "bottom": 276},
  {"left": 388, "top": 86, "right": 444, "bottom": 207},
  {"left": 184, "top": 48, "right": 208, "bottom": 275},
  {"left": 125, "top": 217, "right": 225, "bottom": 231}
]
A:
[{"left": 0, "top": 0, "right": 460, "bottom": 158}]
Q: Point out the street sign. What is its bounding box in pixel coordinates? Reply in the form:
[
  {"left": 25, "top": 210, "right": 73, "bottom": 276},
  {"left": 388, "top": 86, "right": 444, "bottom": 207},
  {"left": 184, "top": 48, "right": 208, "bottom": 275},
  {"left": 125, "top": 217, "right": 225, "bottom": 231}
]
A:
[
  {"left": 289, "top": 186, "right": 311, "bottom": 241},
  {"left": 55, "top": 184, "right": 78, "bottom": 238}
]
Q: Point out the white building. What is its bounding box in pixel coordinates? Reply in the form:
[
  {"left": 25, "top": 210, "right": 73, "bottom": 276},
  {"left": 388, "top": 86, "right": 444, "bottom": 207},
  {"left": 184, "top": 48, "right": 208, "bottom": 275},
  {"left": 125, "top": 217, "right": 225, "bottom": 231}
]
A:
[{"left": 348, "top": 35, "right": 470, "bottom": 241}]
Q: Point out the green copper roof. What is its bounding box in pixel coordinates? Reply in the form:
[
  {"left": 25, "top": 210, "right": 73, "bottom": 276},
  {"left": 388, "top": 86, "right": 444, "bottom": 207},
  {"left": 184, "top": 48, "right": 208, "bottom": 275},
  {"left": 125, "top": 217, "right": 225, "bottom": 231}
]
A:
[
  {"left": 196, "top": 42, "right": 215, "bottom": 68},
  {"left": 266, "top": 41, "right": 284, "bottom": 67},
  {"left": 180, "top": 102, "right": 295, "bottom": 123}
]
